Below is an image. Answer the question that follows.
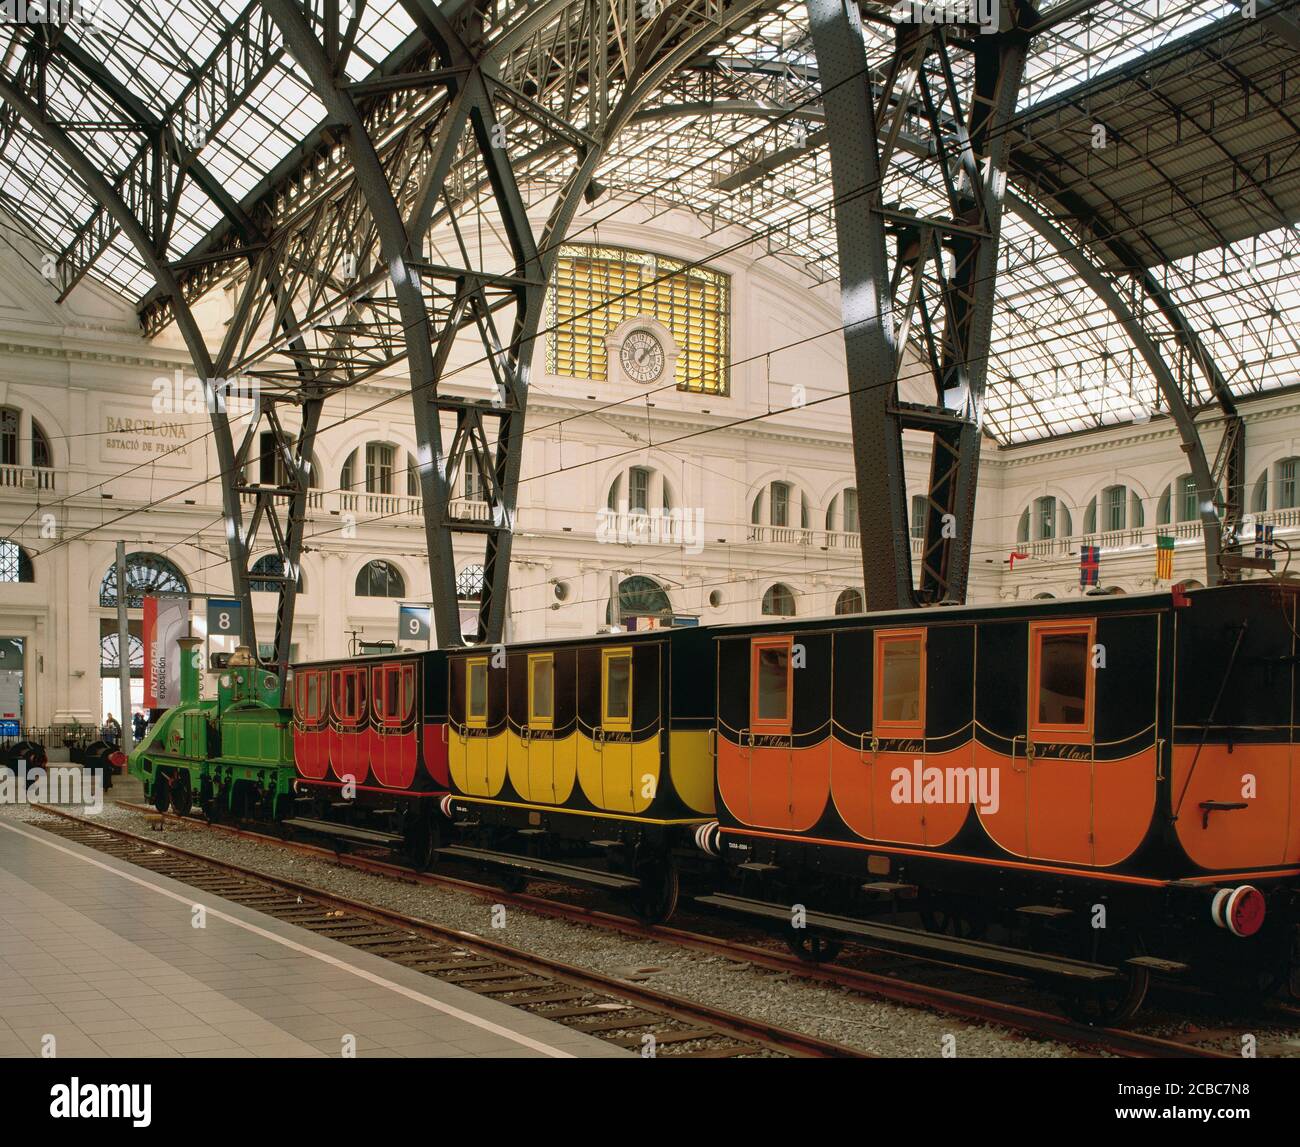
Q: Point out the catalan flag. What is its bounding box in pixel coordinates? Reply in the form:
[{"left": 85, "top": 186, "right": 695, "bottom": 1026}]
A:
[
  {"left": 1156, "top": 534, "right": 1175, "bottom": 580},
  {"left": 1079, "top": 544, "right": 1100, "bottom": 588}
]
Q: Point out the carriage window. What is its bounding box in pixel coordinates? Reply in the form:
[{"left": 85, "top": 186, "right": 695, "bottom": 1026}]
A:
[
  {"left": 751, "top": 638, "right": 791, "bottom": 728},
  {"left": 339, "top": 670, "right": 364, "bottom": 720},
  {"left": 603, "top": 649, "right": 632, "bottom": 725},
  {"left": 304, "top": 672, "right": 320, "bottom": 719},
  {"left": 529, "top": 655, "right": 554, "bottom": 725},
  {"left": 875, "top": 630, "right": 925, "bottom": 729},
  {"left": 467, "top": 659, "right": 488, "bottom": 725},
  {"left": 1034, "top": 625, "right": 1091, "bottom": 729}
]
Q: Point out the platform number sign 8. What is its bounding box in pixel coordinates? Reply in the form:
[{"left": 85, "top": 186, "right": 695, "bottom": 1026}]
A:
[{"left": 206, "top": 599, "right": 243, "bottom": 642}]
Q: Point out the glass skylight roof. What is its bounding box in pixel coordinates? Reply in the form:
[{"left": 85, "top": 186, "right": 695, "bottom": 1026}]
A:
[{"left": 0, "top": 0, "right": 1293, "bottom": 446}]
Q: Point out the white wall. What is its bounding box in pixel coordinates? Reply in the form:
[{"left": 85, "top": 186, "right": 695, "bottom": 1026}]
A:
[{"left": 0, "top": 203, "right": 1294, "bottom": 724}]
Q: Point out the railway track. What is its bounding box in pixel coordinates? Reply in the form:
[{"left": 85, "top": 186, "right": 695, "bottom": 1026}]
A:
[
  {"left": 26, "top": 805, "right": 864, "bottom": 1060},
  {"left": 94, "top": 800, "right": 1236, "bottom": 1059}
]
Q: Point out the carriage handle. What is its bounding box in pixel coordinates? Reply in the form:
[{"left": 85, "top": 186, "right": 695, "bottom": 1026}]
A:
[{"left": 1010, "top": 734, "right": 1027, "bottom": 774}]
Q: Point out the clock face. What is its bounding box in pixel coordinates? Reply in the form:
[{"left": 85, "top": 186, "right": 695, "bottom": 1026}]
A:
[{"left": 619, "top": 329, "right": 666, "bottom": 384}]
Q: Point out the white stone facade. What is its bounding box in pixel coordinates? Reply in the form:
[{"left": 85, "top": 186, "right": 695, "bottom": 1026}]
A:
[{"left": 1, "top": 202, "right": 1295, "bottom": 726}]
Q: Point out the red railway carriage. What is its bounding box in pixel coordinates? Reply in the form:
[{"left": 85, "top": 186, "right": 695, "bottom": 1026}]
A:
[
  {"left": 289, "top": 650, "right": 449, "bottom": 864},
  {"left": 708, "top": 582, "right": 1300, "bottom": 1015}
]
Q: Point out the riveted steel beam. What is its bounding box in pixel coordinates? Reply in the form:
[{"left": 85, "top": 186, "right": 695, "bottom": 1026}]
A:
[{"left": 808, "top": 0, "right": 1033, "bottom": 609}]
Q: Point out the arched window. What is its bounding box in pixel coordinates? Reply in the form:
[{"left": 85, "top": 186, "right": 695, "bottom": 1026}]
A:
[
  {"left": 835, "top": 588, "right": 863, "bottom": 615},
  {"left": 1089, "top": 488, "right": 1142, "bottom": 533},
  {"left": 0, "top": 407, "right": 16, "bottom": 466},
  {"left": 1276, "top": 458, "right": 1300, "bottom": 510},
  {"left": 31, "top": 420, "right": 51, "bottom": 469},
  {"left": 100, "top": 632, "right": 144, "bottom": 670},
  {"left": 99, "top": 553, "right": 189, "bottom": 608},
  {"left": 826, "top": 487, "right": 859, "bottom": 534},
  {"left": 607, "top": 575, "right": 673, "bottom": 625},
  {"left": 762, "top": 583, "right": 797, "bottom": 617},
  {"left": 0, "top": 538, "right": 34, "bottom": 583},
  {"left": 1032, "top": 592, "right": 1055, "bottom": 600},
  {"left": 910, "top": 494, "right": 927, "bottom": 540},
  {"left": 1252, "top": 471, "right": 1268, "bottom": 513},
  {"left": 355, "top": 560, "right": 405, "bottom": 598},
  {"left": 249, "top": 554, "right": 304, "bottom": 592},
  {"left": 457, "top": 564, "right": 485, "bottom": 601},
  {"left": 607, "top": 465, "right": 672, "bottom": 513},
  {"left": 752, "top": 481, "right": 809, "bottom": 532},
  {"left": 1021, "top": 496, "right": 1069, "bottom": 542}
]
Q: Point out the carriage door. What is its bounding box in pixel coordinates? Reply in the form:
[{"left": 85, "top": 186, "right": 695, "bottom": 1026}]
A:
[
  {"left": 747, "top": 637, "right": 795, "bottom": 829},
  {"left": 527, "top": 654, "right": 556, "bottom": 803},
  {"left": 1027, "top": 620, "right": 1096, "bottom": 865},
  {"left": 464, "top": 656, "right": 490, "bottom": 794},
  {"left": 870, "top": 629, "right": 928, "bottom": 844},
  {"left": 600, "top": 648, "right": 634, "bottom": 812}
]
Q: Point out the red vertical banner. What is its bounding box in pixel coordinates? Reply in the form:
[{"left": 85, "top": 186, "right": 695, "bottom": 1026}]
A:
[{"left": 142, "top": 595, "right": 159, "bottom": 708}]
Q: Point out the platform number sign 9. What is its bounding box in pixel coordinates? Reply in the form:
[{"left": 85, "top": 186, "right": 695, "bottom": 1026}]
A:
[
  {"left": 398, "top": 604, "right": 431, "bottom": 647},
  {"left": 206, "top": 599, "right": 243, "bottom": 642}
]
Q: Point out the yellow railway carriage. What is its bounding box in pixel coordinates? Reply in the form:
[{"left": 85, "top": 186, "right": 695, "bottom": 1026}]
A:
[{"left": 441, "top": 626, "right": 717, "bottom": 919}]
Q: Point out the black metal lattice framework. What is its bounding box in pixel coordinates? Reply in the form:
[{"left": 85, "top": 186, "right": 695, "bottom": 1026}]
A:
[{"left": 0, "top": 0, "right": 1295, "bottom": 635}]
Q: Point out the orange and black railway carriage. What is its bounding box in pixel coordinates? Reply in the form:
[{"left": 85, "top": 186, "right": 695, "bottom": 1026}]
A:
[{"left": 714, "top": 582, "right": 1300, "bottom": 967}]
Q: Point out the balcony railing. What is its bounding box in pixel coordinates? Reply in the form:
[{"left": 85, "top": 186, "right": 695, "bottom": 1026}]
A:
[
  {"left": 0, "top": 464, "right": 55, "bottom": 491},
  {"left": 338, "top": 491, "right": 422, "bottom": 517},
  {"left": 748, "top": 524, "right": 814, "bottom": 545}
]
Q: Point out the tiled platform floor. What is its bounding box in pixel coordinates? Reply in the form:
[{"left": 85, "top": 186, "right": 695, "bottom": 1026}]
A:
[{"left": 0, "top": 818, "right": 627, "bottom": 1059}]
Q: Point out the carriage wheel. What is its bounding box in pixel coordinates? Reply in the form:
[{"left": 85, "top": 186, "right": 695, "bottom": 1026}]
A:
[
  {"left": 786, "top": 932, "right": 844, "bottom": 964},
  {"left": 632, "top": 858, "right": 680, "bottom": 924},
  {"left": 170, "top": 771, "right": 193, "bottom": 817},
  {"left": 151, "top": 769, "right": 171, "bottom": 813},
  {"left": 405, "top": 818, "right": 439, "bottom": 872},
  {"left": 1062, "top": 964, "right": 1150, "bottom": 1026}
]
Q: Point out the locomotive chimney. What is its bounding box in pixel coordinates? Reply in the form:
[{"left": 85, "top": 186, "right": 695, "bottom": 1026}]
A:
[{"left": 178, "top": 636, "right": 202, "bottom": 705}]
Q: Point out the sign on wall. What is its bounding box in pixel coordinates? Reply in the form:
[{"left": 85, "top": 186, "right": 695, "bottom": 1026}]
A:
[
  {"left": 143, "top": 597, "right": 188, "bottom": 708},
  {"left": 398, "top": 604, "right": 432, "bottom": 648},
  {"left": 206, "top": 598, "right": 243, "bottom": 642}
]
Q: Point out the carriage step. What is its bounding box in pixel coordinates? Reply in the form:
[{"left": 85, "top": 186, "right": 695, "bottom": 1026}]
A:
[
  {"left": 591, "top": 840, "right": 624, "bottom": 848},
  {"left": 281, "top": 817, "right": 403, "bottom": 846},
  {"left": 1126, "top": 956, "right": 1190, "bottom": 975},
  {"left": 436, "top": 845, "right": 641, "bottom": 892},
  {"left": 370, "top": 808, "right": 397, "bottom": 817},
  {"left": 737, "top": 862, "right": 780, "bottom": 872},
  {"left": 329, "top": 801, "right": 354, "bottom": 810},
  {"left": 516, "top": 828, "right": 546, "bottom": 836},
  {"left": 1017, "top": 905, "right": 1074, "bottom": 919},
  {"left": 861, "top": 881, "right": 917, "bottom": 898},
  {"left": 695, "top": 893, "right": 1122, "bottom": 984}
]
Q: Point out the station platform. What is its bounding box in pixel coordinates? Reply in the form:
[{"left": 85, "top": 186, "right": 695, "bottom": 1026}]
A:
[{"left": 0, "top": 817, "right": 628, "bottom": 1059}]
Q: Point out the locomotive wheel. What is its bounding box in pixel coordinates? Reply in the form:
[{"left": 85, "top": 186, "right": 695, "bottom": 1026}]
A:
[
  {"left": 151, "top": 770, "right": 171, "bottom": 813},
  {"left": 200, "top": 777, "right": 220, "bottom": 823},
  {"left": 632, "top": 859, "right": 680, "bottom": 924},
  {"left": 1062, "top": 965, "right": 1150, "bottom": 1026},
  {"left": 170, "top": 771, "right": 193, "bottom": 817},
  {"left": 786, "top": 932, "right": 844, "bottom": 964}
]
